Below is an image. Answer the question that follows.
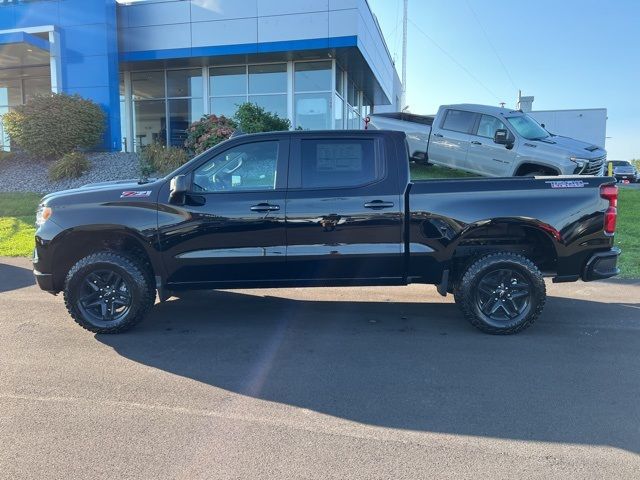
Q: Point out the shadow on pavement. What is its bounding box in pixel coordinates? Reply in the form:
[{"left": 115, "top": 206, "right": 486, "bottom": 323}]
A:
[
  {"left": 98, "top": 289, "right": 640, "bottom": 453},
  {"left": 0, "top": 261, "right": 35, "bottom": 293}
]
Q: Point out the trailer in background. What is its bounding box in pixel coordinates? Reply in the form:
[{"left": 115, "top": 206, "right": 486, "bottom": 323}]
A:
[{"left": 528, "top": 108, "right": 607, "bottom": 148}]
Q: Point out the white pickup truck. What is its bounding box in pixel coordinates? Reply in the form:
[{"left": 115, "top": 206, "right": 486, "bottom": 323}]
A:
[{"left": 368, "top": 104, "right": 606, "bottom": 177}]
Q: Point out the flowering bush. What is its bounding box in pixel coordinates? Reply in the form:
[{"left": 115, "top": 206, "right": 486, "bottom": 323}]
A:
[{"left": 184, "top": 114, "right": 236, "bottom": 155}]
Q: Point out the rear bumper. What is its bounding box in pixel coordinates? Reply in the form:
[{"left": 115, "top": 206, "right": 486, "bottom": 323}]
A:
[{"left": 581, "top": 247, "right": 621, "bottom": 281}]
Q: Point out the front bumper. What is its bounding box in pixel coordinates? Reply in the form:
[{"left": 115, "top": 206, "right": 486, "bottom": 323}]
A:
[
  {"left": 614, "top": 174, "right": 638, "bottom": 183},
  {"left": 581, "top": 247, "right": 621, "bottom": 281},
  {"left": 33, "top": 269, "right": 55, "bottom": 293}
]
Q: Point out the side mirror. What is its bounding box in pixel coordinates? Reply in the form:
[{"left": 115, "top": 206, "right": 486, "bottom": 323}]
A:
[
  {"left": 169, "top": 174, "right": 188, "bottom": 204},
  {"left": 494, "top": 129, "right": 514, "bottom": 148},
  {"left": 494, "top": 129, "right": 509, "bottom": 144}
]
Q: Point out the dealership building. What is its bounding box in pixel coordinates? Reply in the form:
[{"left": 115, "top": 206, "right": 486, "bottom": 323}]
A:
[{"left": 0, "top": 0, "right": 402, "bottom": 152}]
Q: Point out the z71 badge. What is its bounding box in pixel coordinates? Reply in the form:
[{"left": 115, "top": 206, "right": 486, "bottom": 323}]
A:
[
  {"left": 120, "top": 190, "right": 152, "bottom": 198},
  {"left": 546, "top": 180, "right": 587, "bottom": 189}
]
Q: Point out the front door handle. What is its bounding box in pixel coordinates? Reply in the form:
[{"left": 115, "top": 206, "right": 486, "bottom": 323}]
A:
[
  {"left": 471, "top": 140, "right": 482, "bottom": 145},
  {"left": 364, "top": 200, "right": 395, "bottom": 210},
  {"left": 250, "top": 203, "right": 280, "bottom": 212}
]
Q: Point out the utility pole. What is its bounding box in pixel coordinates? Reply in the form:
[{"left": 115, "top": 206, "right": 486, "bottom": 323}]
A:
[{"left": 401, "top": 0, "right": 408, "bottom": 111}]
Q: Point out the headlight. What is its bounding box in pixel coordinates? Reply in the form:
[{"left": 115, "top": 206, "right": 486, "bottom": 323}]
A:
[
  {"left": 569, "top": 156, "right": 588, "bottom": 167},
  {"left": 36, "top": 206, "right": 52, "bottom": 226}
]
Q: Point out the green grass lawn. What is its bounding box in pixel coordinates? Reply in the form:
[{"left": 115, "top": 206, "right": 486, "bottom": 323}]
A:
[
  {"left": 410, "top": 163, "right": 477, "bottom": 180},
  {"left": 0, "top": 192, "right": 41, "bottom": 257},
  {"left": 1, "top": 186, "right": 638, "bottom": 278},
  {"left": 616, "top": 188, "right": 640, "bottom": 278}
]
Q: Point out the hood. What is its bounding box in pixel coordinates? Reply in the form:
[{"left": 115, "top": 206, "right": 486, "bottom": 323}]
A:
[
  {"left": 613, "top": 165, "right": 636, "bottom": 173},
  {"left": 532, "top": 135, "right": 605, "bottom": 159},
  {"left": 41, "top": 178, "right": 161, "bottom": 205}
]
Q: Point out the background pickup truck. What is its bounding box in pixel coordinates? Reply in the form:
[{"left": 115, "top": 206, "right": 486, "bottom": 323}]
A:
[
  {"left": 369, "top": 104, "right": 607, "bottom": 177},
  {"left": 33, "top": 130, "right": 620, "bottom": 335}
]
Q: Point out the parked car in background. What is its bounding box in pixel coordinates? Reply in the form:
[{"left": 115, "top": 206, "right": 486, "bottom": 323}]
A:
[
  {"left": 607, "top": 160, "right": 639, "bottom": 183},
  {"left": 369, "top": 104, "right": 607, "bottom": 177},
  {"left": 33, "top": 130, "right": 620, "bottom": 336}
]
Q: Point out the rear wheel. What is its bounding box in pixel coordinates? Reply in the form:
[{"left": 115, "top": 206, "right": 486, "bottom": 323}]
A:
[
  {"left": 63, "top": 252, "right": 155, "bottom": 333},
  {"left": 454, "top": 252, "right": 546, "bottom": 334}
]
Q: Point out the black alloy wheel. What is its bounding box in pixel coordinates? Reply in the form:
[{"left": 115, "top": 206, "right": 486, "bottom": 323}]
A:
[
  {"left": 76, "top": 270, "right": 133, "bottom": 327},
  {"left": 475, "top": 268, "right": 531, "bottom": 326},
  {"left": 454, "top": 252, "right": 546, "bottom": 335}
]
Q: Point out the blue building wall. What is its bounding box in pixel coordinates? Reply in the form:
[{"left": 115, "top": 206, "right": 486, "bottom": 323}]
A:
[{"left": 0, "top": 0, "right": 121, "bottom": 151}]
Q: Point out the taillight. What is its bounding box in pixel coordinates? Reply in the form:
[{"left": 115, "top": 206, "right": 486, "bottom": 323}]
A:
[{"left": 600, "top": 184, "right": 618, "bottom": 235}]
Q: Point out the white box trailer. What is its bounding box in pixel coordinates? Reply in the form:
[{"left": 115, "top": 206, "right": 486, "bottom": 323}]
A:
[{"left": 528, "top": 109, "right": 607, "bottom": 149}]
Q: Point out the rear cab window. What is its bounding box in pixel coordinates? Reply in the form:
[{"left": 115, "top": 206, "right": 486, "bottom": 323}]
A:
[
  {"left": 297, "top": 138, "right": 381, "bottom": 189},
  {"left": 441, "top": 109, "right": 477, "bottom": 134}
]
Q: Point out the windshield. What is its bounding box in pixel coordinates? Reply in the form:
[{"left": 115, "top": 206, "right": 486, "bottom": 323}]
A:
[{"left": 506, "top": 115, "right": 550, "bottom": 140}]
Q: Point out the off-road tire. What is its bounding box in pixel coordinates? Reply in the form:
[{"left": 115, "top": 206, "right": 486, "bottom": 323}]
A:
[
  {"left": 63, "top": 252, "right": 156, "bottom": 334},
  {"left": 453, "top": 252, "right": 546, "bottom": 335}
]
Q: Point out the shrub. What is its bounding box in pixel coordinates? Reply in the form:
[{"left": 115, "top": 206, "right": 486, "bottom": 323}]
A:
[
  {"left": 632, "top": 159, "right": 640, "bottom": 171},
  {"left": 139, "top": 142, "right": 190, "bottom": 176},
  {"left": 3, "top": 93, "right": 105, "bottom": 160},
  {"left": 184, "top": 114, "right": 236, "bottom": 155},
  {"left": 234, "top": 102, "right": 291, "bottom": 134},
  {"left": 48, "top": 152, "right": 90, "bottom": 180},
  {"left": 0, "top": 150, "right": 15, "bottom": 164}
]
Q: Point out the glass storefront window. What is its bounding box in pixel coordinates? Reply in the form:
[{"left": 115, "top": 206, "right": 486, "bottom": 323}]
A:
[
  {"left": 209, "top": 96, "right": 245, "bottom": 118},
  {"left": 248, "top": 94, "right": 288, "bottom": 119},
  {"left": 133, "top": 99, "right": 165, "bottom": 148},
  {"left": 23, "top": 77, "right": 51, "bottom": 102},
  {"left": 294, "top": 92, "right": 331, "bottom": 130},
  {"left": 0, "top": 106, "right": 9, "bottom": 151},
  {"left": 334, "top": 94, "right": 344, "bottom": 130},
  {"left": 210, "top": 66, "right": 247, "bottom": 96},
  {"left": 168, "top": 98, "right": 203, "bottom": 147},
  {"left": 167, "top": 69, "right": 203, "bottom": 98},
  {"left": 295, "top": 61, "right": 332, "bottom": 92},
  {"left": 348, "top": 107, "right": 361, "bottom": 129},
  {"left": 335, "top": 66, "right": 344, "bottom": 96},
  {"left": 0, "top": 79, "right": 22, "bottom": 106},
  {"left": 249, "top": 64, "right": 286, "bottom": 94},
  {"left": 132, "top": 71, "right": 165, "bottom": 99},
  {"left": 294, "top": 61, "right": 332, "bottom": 130},
  {"left": 347, "top": 80, "right": 357, "bottom": 106}
]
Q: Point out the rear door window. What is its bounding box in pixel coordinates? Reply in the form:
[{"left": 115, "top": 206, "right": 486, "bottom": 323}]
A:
[
  {"left": 441, "top": 109, "right": 477, "bottom": 134},
  {"left": 300, "top": 139, "right": 378, "bottom": 189}
]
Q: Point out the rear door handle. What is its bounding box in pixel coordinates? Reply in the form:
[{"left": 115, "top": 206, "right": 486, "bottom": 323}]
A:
[
  {"left": 364, "top": 200, "right": 395, "bottom": 209},
  {"left": 433, "top": 133, "right": 443, "bottom": 138},
  {"left": 250, "top": 203, "right": 280, "bottom": 212},
  {"left": 471, "top": 140, "right": 482, "bottom": 145}
]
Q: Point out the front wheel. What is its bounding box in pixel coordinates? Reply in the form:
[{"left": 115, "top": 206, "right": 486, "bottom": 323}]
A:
[
  {"left": 63, "top": 252, "right": 156, "bottom": 333},
  {"left": 454, "top": 252, "right": 546, "bottom": 334}
]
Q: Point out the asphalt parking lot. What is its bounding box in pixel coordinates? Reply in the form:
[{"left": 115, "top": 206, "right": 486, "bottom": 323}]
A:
[{"left": 1, "top": 256, "right": 639, "bottom": 479}]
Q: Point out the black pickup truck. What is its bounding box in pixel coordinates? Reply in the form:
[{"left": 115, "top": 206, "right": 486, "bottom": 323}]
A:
[{"left": 33, "top": 130, "right": 620, "bottom": 335}]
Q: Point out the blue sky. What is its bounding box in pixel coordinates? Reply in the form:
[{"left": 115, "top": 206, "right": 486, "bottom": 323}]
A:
[{"left": 369, "top": 0, "right": 640, "bottom": 160}]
